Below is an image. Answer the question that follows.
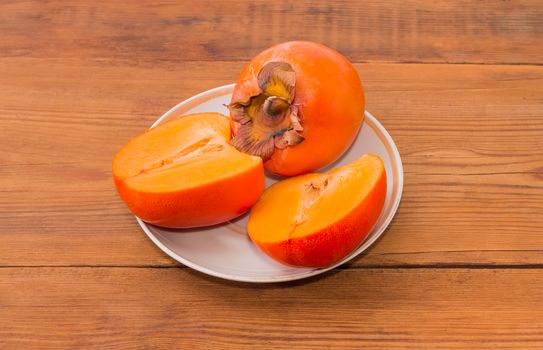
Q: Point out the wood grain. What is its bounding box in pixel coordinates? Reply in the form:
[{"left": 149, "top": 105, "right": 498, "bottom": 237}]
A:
[
  {"left": 0, "top": 267, "right": 542, "bottom": 349},
  {"left": 1, "top": 59, "right": 542, "bottom": 267},
  {"left": 2, "top": 1, "right": 543, "bottom": 348},
  {"left": 1, "top": 0, "right": 542, "bottom": 64}
]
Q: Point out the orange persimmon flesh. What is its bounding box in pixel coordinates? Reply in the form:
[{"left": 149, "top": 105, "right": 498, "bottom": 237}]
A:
[
  {"left": 248, "top": 154, "right": 386, "bottom": 267},
  {"left": 113, "top": 113, "right": 265, "bottom": 228}
]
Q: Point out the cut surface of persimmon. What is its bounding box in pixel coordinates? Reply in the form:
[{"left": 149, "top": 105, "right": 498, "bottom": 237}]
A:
[
  {"left": 113, "top": 113, "right": 265, "bottom": 228},
  {"left": 248, "top": 154, "right": 386, "bottom": 268}
]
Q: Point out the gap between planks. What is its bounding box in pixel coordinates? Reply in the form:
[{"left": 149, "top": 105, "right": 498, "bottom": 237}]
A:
[
  {"left": 9, "top": 57, "right": 542, "bottom": 67},
  {"left": 1, "top": 264, "right": 543, "bottom": 269},
  {"left": 138, "top": 60, "right": 543, "bottom": 66}
]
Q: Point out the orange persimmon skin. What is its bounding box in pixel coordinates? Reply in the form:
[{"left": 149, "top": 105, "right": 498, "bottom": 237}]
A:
[
  {"left": 113, "top": 113, "right": 265, "bottom": 228},
  {"left": 257, "top": 172, "right": 385, "bottom": 267},
  {"left": 249, "top": 155, "right": 386, "bottom": 268},
  {"left": 231, "top": 41, "right": 365, "bottom": 176},
  {"left": 114, "top": 165, "right": 264, "bottom": 228}
]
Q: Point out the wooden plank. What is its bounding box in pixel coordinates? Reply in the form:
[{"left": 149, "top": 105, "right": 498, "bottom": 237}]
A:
[
  {"left": 0, "top": 267, "right": 542, "bottom": 349},
  {"left": 1, "top": 0, "right": 542, "bottom": 64},
  {"left": 1, "top": 59, "right": 542, "bottom": 267}
]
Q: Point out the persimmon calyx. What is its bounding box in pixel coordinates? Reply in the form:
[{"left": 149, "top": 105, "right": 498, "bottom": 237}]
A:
[{"left": 229, "top": 61, "right": 304, "bottom": 160}]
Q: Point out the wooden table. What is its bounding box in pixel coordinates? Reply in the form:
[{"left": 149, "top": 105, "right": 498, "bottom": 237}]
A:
[{"left": 1, "top": 1, "right": 542, "bottom": 349}]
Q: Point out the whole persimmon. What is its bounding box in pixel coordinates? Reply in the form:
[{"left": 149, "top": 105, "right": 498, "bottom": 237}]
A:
[{"left": 229, "top": 41, "right": 365, "bottom": 176}]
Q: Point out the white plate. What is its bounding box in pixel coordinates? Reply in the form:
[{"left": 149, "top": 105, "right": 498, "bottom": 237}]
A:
[{"left": 137, "top": 84, "right": 403, "bottom": 283}]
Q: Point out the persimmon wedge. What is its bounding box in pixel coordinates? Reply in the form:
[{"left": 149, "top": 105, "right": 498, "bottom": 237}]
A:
[
  {"left": 248, "top": 154, "right": 386, "bottom": 268},
  {"left": 113, "top": 113, "right": 265, "bottom": 228}
]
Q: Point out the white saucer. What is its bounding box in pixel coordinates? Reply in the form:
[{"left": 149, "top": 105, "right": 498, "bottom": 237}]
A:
[{"left": 137, "top": 84, "right": 403, "bottom": 283}]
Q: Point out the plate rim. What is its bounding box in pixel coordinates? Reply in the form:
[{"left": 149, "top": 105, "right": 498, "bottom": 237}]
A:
[{"left": 137, "top": 83, "right": 404, "bottom": 283}]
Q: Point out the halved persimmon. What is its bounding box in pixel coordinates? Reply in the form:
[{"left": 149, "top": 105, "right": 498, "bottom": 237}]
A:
[
  {"left": 113, "top": 113, "right": 265, "bottom": 228},
  {"left": 247, "top": 154, "right": 386, "bottom": 268}
]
